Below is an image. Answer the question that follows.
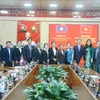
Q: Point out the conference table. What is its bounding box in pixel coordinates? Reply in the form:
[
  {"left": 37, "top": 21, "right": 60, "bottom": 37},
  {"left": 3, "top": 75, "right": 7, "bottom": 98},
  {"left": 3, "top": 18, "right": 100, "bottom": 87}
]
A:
[{"left": 0, "top": 65, "right": 99, "bottom": 100}]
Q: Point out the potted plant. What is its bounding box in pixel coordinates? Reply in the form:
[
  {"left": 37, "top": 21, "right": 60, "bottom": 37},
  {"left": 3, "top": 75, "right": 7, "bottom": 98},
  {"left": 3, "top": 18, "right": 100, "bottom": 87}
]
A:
[
  {"left": 23, "top": 80, "right": 78, "bottom": 100},
  {"left": 35, "top": 65, "right": 68, "bottom": 82}
]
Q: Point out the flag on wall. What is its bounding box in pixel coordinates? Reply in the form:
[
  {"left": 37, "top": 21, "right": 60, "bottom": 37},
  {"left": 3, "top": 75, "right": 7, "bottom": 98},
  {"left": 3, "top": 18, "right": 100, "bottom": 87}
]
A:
[
  {"left": 56, "top": 25, "right": 67, "bottom": 33},
  {"left": 80, "top": 25, "right": 92, "bottom": 33}
]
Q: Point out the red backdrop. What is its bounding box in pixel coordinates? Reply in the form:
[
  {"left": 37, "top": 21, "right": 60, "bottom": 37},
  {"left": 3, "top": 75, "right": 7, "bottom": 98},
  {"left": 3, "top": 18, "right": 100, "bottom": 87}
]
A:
[
  {"left": 49, "top": 24, "right": 98, "bottom": 66},
  {"left": 17, "top": 21, "right": 40, "bottom": 42},
  {"left": 49, "top": 24, "right": 98, "bottom": 48}
]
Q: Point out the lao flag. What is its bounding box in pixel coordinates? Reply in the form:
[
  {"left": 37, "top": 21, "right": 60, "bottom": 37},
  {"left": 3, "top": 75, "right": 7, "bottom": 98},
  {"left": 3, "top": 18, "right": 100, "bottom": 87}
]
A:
[
  {"left": 20, "top": 57, "right": 26, "bottom": 66},
  {"left": 80, "top": 25, "right": 92, "bottom": 33},
  {"left": 56, "top": 25, "right": 67, "bottom": 33}
]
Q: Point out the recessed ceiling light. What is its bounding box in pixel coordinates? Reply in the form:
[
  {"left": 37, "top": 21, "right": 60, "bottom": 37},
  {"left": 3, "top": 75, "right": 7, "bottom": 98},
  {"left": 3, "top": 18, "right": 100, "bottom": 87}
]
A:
[
  {"left": 24, "top": 3, "right": 32, "bottom": 7},
  {"left": 50, "top": 4, "right": 57, "bottom": 7},
  {"left": 76, "top": 5, "right": 83, "bottom": 8}
]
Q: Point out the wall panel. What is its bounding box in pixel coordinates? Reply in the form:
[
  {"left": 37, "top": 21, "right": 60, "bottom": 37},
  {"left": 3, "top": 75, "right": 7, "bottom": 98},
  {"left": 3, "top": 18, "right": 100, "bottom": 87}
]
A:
[{"left": 0, "top": 17, "right": 99, "bottom": 47}]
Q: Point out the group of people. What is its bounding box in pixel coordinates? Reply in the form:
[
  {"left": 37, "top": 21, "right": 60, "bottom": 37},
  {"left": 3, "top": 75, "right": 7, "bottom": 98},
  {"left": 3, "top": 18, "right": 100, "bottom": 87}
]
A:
[{"left": 0, "top": 38, "right": 100, "bottom": 73}]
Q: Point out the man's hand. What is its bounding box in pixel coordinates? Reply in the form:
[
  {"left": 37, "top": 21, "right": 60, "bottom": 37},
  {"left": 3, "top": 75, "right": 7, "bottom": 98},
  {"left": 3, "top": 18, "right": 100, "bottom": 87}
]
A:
[
  {"left": 25, "top": 61, "right": 27, "bottom": 64},
  {"left": 2, "top": 61, "right": 5, "bottom": 64},
  {"left": 53, "top": 58, "right": 56, "bottom": 61},
  {"left": 70, "top": 61, "right": 73, "bottom": 64},
  {"left": 91, "top": 58, "right": 93, "bottom": 63},
  {"left": 16, "top": 61, "right": 18, "bottom": 64}
]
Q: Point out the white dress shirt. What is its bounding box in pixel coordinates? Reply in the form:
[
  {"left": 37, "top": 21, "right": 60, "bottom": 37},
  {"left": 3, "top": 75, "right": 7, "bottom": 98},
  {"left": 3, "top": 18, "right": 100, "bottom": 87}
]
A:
[
  {"left": 44, "top": 48, "right": 49, "bottom": 55},
  {"left": 78, "top": 45, "right": 81, "bottom": 51},
  {"left": 18, "top": 47, "right": 22, "bottom": 54},
  {"left": 52, "top": 48, "right": 57, "bottom": 56},
  {"left": 37, "top": 47, "right": 41, "bottom": 54},
  {"left": 61, "top": 50, "right": 64, "bottom": 55}
]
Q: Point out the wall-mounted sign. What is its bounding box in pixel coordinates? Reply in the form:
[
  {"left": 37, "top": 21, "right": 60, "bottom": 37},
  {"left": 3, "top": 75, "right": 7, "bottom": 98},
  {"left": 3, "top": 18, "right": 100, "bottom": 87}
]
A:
[
  {"left": 49, "top": 24, "right": 98, "bottom": 48},
  {"left": 0, "top": 8, "right": 100, "bottom": 18}
]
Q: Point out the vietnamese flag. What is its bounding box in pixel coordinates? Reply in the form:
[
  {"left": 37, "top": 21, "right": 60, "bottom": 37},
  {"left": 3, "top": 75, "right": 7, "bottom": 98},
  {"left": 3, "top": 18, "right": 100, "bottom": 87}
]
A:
[
  {"left": 79, "top": 57, "right": 85, "bottom": 67},
  {"left": 80, "top": 25, "right": 92, "bottom": 33}
]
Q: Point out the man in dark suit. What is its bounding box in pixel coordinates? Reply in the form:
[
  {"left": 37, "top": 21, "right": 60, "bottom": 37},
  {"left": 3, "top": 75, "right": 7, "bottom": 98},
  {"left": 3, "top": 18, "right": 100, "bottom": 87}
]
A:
[
  {"left": 23, "top": 38, "right": 35, "bottom": 63},
  {"left": 74, "top": 38, "right": 85, "bottom": 64},
  {"left": 0, "top": 43, "right": 3, "bottom": 62},
  {"left": 3, "top": 41, "right": 14, "bottom": 67},
  {"left": 94, "top": 41, "right": 100, "bottom": 73},
  {"left": 0, "top": 39, "right": 3, "bottom": 66},
  {"left": 14, "top": 41, "right": 23, "bottom": 65},
  {"left": 34, "top": 42, "right": 43, "bottom": 64}
]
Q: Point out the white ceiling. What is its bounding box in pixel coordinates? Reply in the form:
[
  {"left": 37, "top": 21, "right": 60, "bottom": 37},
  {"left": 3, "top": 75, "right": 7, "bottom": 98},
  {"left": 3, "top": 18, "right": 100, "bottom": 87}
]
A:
[{"left": 0, "top": 0, "right": 100, "bottom": 10}]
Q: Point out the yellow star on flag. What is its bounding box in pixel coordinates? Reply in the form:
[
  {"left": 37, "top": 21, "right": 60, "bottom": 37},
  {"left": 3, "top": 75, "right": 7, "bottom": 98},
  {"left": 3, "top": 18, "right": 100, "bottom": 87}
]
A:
[
  {"left": 32, "top": 25, "right": 37, "bottom": 33},
  {"left": 84, "top": 28, "right": 88, "bottom": 31}
]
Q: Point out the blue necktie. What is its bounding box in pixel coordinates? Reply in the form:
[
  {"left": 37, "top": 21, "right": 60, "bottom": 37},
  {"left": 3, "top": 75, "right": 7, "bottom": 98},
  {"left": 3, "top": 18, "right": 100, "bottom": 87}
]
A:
[
  {"left": 78, "top": 46, "right": 80, "bottom": 51},
  {"left": 95, "top": 48, "right": 99, "bottom": 59}
]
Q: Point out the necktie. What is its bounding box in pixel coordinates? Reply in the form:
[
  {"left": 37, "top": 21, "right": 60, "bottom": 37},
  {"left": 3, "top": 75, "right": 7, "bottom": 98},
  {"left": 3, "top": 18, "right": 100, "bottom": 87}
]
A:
[
  {"left": 95, "top": 48, "right": 99, "bottom": 59},
  {"left": 29, "top": 46, "right": 32, "bottom": 58},
  {"left": 8, "top": 49, "right": 11, "bottom": 61},
  {"left": 78, "top": 46, "right": 80, "bottom": 51},
  {"left": 38, "top": 48, "right": 41, "bottom": 54}
]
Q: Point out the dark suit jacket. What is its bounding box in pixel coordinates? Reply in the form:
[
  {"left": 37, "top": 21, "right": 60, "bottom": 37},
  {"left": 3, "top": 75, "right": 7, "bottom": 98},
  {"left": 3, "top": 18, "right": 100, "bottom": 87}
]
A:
[
  {"left": 34, "top": 47, "right": 43, "bottom": 64},
  {"left": 42, "top": 49, "right": 49, "bottom": 64},
  {"left": 0, "top": 44, "right": 3, "bottom": 61},
  {"left": 94, "top": 47, "right": 100, "bottom": 64},
  {"left": 3, "top": 47, "right": 14, "bottom": 65},
  {"left": 57, "top": 50, "right": 65, "bottom": 63},
  {"left": 23, "top": 45, "right": 35, "bottom": 62},
  {"left": 49, "top": 47, "right": 57, "bottom": 64},
  {"left": 74, "top": 45, "right": 85, "bottom": 64},
  {"left": 94, "top": 48, "right": 97, "bottom": 62},
  {"left": 14, "top": 48, "right": 23, "bottom": 62}
]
